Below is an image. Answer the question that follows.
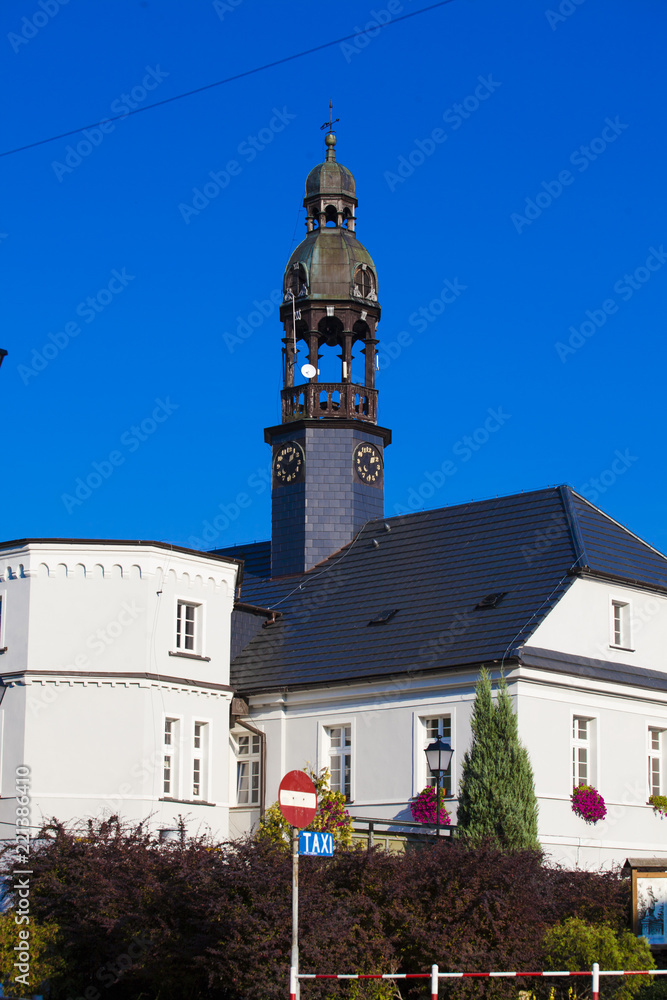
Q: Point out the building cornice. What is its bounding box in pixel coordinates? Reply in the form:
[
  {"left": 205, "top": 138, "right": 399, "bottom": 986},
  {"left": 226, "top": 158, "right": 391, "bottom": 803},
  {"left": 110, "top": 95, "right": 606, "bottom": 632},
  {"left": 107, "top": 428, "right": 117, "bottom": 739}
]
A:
[
  {"left": 264, "top": 420, "right": 392, "bottom": 447},
  {"left": 0, "top": 669, "right": 233, "bottom": 693},
  {"left": 245, "top": 661, "right": 515, "bottom": 711},
  {"left": 569, "top": 565, "right": 667, "bottom": 597},
  {"left": 0, "top": 537, "right": 243, "bottom": 574}
]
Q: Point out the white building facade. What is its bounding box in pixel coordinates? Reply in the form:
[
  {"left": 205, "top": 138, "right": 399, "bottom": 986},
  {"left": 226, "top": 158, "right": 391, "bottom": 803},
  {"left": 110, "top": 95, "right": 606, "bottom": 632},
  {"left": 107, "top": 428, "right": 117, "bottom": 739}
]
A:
[
  {"left": 0, "top": 539, "right": 239, "bottom": 841},
  {"left": 226, "top": 491, "right": 667, "bottom": 869}
]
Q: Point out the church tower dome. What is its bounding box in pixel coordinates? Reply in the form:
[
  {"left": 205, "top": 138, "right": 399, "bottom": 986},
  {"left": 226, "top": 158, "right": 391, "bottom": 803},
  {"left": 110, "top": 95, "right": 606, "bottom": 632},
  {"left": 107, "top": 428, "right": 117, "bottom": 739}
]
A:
[
  {"left": 305, "top": 133, "right": 356, "bottom": 200},
  {"left": 265, "top": 129, "right": 391, "bottom": 579}
]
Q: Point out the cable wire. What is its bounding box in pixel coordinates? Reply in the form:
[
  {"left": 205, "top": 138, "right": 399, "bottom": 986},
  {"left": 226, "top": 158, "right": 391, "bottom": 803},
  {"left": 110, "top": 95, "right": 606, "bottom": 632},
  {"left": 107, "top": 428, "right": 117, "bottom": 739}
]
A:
[{"left": 0, "top": 0, "right": 459, "bottom": 159}]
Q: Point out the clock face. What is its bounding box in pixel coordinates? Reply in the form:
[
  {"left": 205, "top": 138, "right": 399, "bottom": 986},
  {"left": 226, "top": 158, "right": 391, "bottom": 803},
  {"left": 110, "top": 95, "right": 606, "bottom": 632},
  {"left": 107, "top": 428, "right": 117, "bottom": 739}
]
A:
[
  {"left": 273, "top": 442, "right": 304, "bottom": 485},
  {"left": 354, "top": 442, "right": 383, "bottom": 485}
]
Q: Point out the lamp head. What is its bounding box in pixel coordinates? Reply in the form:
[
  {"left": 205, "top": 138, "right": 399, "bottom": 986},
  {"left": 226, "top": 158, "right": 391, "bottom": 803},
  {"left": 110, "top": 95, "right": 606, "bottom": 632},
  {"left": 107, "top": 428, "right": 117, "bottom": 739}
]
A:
[{"left": 425, "top": 737, "right": 454, "bottom": 776}]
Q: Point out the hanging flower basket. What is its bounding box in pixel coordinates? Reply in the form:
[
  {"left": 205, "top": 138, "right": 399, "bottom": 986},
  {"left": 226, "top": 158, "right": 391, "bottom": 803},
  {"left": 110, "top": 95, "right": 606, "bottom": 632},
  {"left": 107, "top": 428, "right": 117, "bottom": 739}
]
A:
[
  {"left": 410, "top": 786, "right": 451, "bottom": 826},
  {"left": 571, "top": 784, "right": 607, "bottom": 824},
  {"left": 649, "top": 794, "right": 667, "bottom": 818}
]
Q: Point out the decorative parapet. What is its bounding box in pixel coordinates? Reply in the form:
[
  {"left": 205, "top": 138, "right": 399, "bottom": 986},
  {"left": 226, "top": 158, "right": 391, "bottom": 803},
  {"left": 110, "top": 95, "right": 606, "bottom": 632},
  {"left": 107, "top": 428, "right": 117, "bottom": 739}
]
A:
[{"left": 281, "top": 382, "right": 378, "bottom": 422}]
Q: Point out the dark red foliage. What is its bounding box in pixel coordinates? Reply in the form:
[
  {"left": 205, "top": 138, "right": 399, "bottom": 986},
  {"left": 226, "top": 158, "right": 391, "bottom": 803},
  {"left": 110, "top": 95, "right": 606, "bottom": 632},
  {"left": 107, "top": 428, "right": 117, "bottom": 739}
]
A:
[{"left": 0, "top": 820, "right": 631, "bottom": 1000}]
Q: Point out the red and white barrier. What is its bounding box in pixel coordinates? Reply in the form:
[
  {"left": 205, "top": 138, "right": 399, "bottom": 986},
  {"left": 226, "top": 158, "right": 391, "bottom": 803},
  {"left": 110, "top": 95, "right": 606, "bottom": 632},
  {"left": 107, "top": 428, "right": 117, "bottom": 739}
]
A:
[{"left": 294, "top": 962, "right": 667, "bottom": 1000}]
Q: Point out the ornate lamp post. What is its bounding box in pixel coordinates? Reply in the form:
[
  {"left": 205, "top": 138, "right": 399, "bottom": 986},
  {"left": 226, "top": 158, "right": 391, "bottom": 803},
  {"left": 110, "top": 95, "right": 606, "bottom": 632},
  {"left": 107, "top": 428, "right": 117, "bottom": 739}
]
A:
[{"left": 425, "top": 737, "right": 454, "bottom": 840}]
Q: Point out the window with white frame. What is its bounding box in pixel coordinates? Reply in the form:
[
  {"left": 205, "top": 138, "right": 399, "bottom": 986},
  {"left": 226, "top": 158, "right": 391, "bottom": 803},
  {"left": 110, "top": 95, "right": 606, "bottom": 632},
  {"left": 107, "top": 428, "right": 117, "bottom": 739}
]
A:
[
  {"left": 326, "top": 725, "right": 352, "bottom": 801},
  {"left": 176, "top": 601, "right": 201, "bottom": 653},
  {"left": 648, "top": 728, "right": 665, "bottom": 798},
  {"left": 423, "top": 716, "right": 452, "bottom": 797},
  {"left": 572, "top": 716, "right": 595, "bottom": 787},
  {"left": 232, "top": 728, "right": 261, "bottom": 806},
  {"left": 192, "top": 722, "right": 209, "bottom": 799},
  {"left": 163, "top": 717, "right": 180, "bottom": 797},
  {"left": 611, "top": 599, "right": 631, "bottom": 649}
]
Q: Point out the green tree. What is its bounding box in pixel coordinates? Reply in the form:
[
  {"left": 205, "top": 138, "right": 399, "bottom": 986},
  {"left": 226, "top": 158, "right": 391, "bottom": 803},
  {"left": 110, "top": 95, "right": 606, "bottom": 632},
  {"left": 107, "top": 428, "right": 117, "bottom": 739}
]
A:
[
  {"left": 544, "top": 916, "right": 655, "bottom": 1000},
  {"left": 0, "top": 911, "right": 63, "bottom": 995},
  {"left": 456, "top": 668, "right": 540, "bottom": 851}
]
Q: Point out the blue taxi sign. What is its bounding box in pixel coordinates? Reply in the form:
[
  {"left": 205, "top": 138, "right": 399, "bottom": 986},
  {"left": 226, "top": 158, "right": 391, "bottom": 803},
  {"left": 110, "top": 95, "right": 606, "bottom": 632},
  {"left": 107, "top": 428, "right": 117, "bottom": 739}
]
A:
[{"left": 298, "top": 830, "right": 333, "bottom": 856}]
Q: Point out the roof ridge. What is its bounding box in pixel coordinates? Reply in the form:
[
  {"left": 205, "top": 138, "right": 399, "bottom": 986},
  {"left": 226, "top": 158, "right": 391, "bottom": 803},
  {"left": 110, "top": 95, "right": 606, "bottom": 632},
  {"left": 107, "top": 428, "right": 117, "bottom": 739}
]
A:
[
  {"left": 558, "top": 485, "right": 589, "bottom": 569},
  {"left": 380, "top": 484, "right": 563, "bottom": 524},
  {"left": 569, "top": 488, "right": 667, "bottom": 565}
]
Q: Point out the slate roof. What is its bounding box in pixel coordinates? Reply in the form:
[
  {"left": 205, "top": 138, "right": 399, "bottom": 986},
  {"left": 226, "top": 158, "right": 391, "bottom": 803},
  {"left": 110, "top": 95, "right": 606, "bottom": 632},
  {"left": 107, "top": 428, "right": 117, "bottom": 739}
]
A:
[{"left": 215, "top": 486, "right": 667, "bottom": 696}]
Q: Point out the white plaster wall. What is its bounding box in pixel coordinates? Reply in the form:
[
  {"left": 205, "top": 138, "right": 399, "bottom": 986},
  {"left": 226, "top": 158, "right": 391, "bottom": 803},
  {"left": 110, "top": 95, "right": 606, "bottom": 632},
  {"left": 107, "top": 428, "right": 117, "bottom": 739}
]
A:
[
  {"left": 246, "top": 661, "right": 667, "bottom": 869},
  {"left": 529, "top": 577, "right": 667, "bottom": 669},
  {"left": 516, "top": 674, "right": 667, "bottom": 867},
  {"left": 0, "top": 674, "right": 232, "bottom": 839},
  {"left": 0, "top": 572, "right": 29, "bottom": 674},
  {"left": 0, "top": 541, "right": 239, "bottom": 841},
  {"left": 0, "top": 542, "right": 237, "bottom": 689},
  {"left": 249, "top": 670, "right": 481, "bottom": 825}
]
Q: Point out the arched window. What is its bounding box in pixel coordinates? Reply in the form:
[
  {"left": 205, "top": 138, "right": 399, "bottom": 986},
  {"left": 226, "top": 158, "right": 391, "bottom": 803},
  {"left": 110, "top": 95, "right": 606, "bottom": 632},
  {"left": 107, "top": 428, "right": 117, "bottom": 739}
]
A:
[
  {"left": 354, "top": 264, "right": 375, "bottom": 299},
  {"left": 325, "top": 205, "right": 338, "bottom": 227},
  {"left": 286, "top": 263, "right": 307, "bottom": 299}
]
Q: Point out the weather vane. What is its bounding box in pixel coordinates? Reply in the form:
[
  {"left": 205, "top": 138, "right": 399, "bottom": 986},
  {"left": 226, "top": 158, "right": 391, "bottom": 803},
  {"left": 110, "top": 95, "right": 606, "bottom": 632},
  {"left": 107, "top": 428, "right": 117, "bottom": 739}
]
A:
[{"left": 320, "top": 99, "right": 339, "bottom": 132}]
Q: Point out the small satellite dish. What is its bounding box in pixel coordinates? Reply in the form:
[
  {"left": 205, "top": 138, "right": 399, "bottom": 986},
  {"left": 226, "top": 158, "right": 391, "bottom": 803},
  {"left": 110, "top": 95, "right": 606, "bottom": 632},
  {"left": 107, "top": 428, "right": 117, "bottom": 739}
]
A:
[{"left": 301, "top": 363, "right": 317, "bottom": 379}]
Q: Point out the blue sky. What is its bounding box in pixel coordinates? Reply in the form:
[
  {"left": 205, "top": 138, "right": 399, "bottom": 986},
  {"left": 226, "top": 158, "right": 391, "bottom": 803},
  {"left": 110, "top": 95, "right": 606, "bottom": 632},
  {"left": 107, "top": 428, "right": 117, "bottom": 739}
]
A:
[{"left": 2, "top": 0, "right": 666, "bottom": 555}]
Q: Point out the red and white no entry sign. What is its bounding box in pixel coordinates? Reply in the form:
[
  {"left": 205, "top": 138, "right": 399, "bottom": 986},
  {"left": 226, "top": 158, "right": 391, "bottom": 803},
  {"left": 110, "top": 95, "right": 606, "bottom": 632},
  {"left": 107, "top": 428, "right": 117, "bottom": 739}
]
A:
[{"left": 279, "top": 770, "right": 317, "bottom": 828}]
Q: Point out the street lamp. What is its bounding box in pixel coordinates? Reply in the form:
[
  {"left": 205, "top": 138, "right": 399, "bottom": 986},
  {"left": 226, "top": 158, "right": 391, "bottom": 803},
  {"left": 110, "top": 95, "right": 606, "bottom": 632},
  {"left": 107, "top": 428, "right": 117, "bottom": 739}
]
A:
[
  {"left": 0, "top": 349, "right": 7, "bottom": 369},
  {"left": 425, "top": 737, "right": 454, "bottom": 841}
]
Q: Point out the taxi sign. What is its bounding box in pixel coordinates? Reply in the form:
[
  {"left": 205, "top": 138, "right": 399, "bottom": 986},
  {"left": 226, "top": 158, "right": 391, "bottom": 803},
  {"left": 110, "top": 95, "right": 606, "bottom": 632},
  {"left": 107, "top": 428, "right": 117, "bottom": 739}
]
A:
[{"left": 299, "top": 831, "right": 333, "bottom": 856}]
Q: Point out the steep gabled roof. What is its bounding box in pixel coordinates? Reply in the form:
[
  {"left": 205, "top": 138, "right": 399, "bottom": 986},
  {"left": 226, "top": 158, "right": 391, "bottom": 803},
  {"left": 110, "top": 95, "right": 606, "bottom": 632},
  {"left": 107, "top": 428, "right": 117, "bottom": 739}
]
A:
[
  {"left": 568, "top": 491, "right": 667, "bottom": 588},
  {"left": 216, "top": 486, "right": 667, "bottom": 695}
]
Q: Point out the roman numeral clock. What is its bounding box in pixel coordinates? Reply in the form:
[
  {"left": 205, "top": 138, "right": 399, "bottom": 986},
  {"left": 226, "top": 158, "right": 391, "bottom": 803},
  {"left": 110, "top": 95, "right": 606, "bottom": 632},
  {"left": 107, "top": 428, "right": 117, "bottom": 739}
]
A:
[{"left": 264, "top": 130, "right": 391, "bottom": 578}]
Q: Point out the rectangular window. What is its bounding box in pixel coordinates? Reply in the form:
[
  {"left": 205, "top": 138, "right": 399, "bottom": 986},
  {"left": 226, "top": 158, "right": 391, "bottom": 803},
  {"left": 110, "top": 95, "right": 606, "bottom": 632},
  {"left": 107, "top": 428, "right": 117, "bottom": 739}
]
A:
[
  {"left": 649, "top": 728, "right": 665, "bottom": 798},
  {"left": 163, "top": 755, "right": 172, "bottom": 795},
  {"left": 176, "top": 601, "right": 199, "bottom": 652},
  {"left": 611, "top": 600, "right": 631, "bottom": 648},
  {"left": 327, "top": 725, "right": 352, "bottom": 801},
  {"left": 233, "top": 729, "right": 261, "bottom": 805},
  {"left": 572, "top": 716, "right": 593, "bottom": 787},
  {"left": 192, "top": 721, "right": 208, "bottom": 799},
  {"left": 424, "top": 716, "right": 452, "bottom": 797},
  {"left": 163, "top": 717, "right": 180, "bottom": 797}
]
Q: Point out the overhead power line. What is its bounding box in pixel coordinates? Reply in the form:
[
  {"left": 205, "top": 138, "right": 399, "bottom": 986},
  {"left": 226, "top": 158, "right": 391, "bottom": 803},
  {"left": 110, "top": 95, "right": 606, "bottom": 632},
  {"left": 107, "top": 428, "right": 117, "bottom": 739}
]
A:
[{"left": 0, "top": 0, "right": 458, "bottom": 159}]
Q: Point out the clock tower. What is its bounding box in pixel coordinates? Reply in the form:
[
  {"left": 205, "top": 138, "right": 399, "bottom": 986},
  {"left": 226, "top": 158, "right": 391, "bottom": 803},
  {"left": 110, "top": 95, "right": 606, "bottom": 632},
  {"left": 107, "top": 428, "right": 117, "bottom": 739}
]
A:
[{"left": 265, "top": 130, "right": 391, "bottom": 578}]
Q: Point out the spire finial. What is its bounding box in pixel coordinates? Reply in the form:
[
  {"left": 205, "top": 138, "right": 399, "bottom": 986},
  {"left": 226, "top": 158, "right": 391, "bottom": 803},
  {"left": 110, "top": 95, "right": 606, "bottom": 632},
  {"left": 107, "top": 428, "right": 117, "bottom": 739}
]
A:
[
  {"left": 320, "top": 99, "right": 339, "bottom": 134},
  {"left": 320, "top": 99, "right": 340, "bottom": 161}
]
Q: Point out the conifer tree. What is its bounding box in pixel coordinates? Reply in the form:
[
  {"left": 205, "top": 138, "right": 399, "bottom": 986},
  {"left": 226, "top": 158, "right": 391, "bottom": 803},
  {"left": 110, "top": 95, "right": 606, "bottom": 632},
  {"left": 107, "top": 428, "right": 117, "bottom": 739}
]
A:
[{"left": 456, "top": 667, "right": 540, "bottom": 851}]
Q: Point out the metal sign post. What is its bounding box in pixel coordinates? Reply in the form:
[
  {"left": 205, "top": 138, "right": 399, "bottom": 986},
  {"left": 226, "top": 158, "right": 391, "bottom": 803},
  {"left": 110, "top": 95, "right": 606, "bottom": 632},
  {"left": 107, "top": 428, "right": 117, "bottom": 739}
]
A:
[
  {"left": 278, "top": 771, "right": 318, "bottom": 1000},
  {"left": 291, "top": 826, "right": 299, "bottom": 1000}
]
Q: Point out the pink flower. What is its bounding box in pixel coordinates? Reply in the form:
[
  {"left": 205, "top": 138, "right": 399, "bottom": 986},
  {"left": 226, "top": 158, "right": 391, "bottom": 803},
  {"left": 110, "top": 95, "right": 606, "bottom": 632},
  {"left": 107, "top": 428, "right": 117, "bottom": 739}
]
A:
[
  {"left": 410, "top": 787, "right": 451, "bottom": 826},
  {"left": 571, "top": 784, "right": 606, "bottom": 824}
]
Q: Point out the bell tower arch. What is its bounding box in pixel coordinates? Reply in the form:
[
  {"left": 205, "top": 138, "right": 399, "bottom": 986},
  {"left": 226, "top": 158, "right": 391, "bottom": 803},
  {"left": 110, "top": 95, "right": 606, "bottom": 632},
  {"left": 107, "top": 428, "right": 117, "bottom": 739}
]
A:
[{"left": 265, "top": 131, "right": 391, "bottom": 578}]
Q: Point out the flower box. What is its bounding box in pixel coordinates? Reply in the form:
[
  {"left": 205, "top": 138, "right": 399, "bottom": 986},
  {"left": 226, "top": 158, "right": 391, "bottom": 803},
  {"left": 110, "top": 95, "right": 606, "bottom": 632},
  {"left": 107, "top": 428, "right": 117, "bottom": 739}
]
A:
[
  {"left": 571, "top": 784, "right": 606, "bottom": 824},
  {"left": 410, "top": 786, "right": 451, "bottom": 826}
]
